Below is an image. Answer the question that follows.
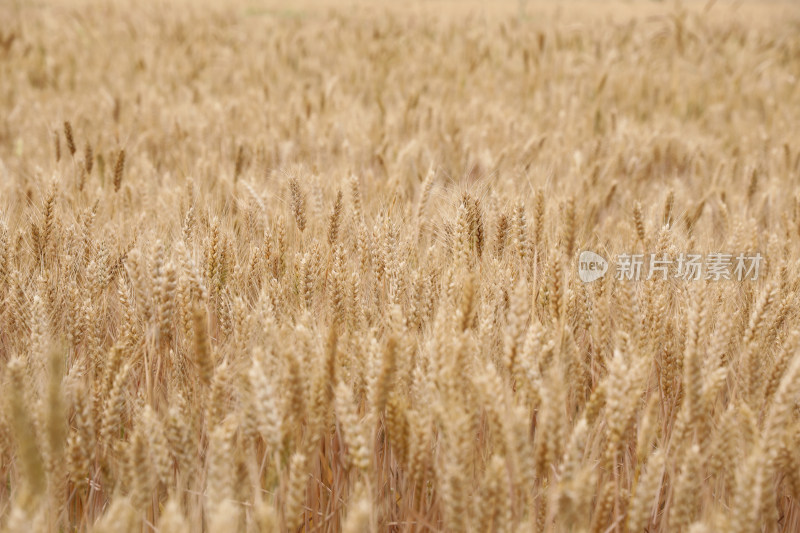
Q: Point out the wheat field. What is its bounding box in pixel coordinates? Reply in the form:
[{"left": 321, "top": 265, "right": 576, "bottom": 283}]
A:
[{"left": 1, "top": 0, "right": 800, "bottom": 531}]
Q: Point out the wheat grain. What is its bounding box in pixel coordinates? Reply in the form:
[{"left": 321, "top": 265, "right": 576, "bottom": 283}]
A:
[{"left": 1, "top": 2, "right": 799, "bottom": 531}]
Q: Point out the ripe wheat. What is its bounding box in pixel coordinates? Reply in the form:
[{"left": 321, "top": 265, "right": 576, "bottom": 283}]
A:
[{"left": 1, "top": 0, "right": 800, "bottom": 531}]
